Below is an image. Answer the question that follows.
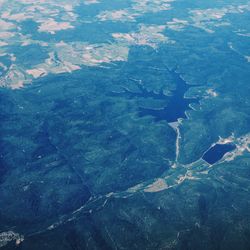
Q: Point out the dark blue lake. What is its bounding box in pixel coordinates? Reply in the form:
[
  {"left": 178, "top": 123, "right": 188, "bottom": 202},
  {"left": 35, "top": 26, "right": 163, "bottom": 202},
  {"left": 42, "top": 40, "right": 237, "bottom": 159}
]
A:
[
  {"left": 138, "top": 69, "right": 199, "bottom": 123},
  {"left": 202, "top": 143, "right": 236, "bottom": 164},
  {"left": 111, "top": 68, "right": 199, "bottom": 123}
]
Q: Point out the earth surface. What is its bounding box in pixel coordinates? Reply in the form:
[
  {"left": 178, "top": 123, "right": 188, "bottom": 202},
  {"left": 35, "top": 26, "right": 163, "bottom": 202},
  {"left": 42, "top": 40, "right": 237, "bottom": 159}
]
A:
[{"left": 0, "top": 0, "right": 250, "bottom": 249}]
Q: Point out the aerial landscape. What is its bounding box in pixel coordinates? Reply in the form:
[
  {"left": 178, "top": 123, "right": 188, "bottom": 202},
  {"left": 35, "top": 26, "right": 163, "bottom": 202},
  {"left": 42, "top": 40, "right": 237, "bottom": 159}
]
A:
[{"left": 0, "top": 0, "right": 250, "bottom": 249}]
